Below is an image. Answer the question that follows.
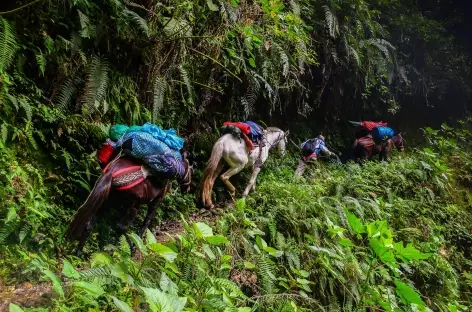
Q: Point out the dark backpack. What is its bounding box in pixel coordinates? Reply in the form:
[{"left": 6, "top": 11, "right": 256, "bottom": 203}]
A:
[{"left": 301, "top": 139, "right": 317, "bottom": 157}]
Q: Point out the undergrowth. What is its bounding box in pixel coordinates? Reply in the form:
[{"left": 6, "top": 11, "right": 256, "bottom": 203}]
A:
[{"left": 2, "top": 121, "right": 472, "bottom": 311}]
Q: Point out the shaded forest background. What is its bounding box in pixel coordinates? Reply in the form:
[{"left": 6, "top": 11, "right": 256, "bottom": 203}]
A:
[{"left": 0, "top": 0, "right": 470, "bottom": 220}]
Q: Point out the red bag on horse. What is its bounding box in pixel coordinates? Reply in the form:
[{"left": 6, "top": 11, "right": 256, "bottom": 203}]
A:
[
  {"left": 360, "top": 121, "right": 387, "bottom": 131},
  {"left": 97, "top": 140, "right": 116, "bottom": 165},
  {"left": 223, "top": 122, "right": 251, "bottom": 135}
]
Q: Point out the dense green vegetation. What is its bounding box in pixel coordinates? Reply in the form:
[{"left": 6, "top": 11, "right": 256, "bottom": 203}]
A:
[
  {"left": 4, "top": 121, "right": 472, "bottom": 311},
  {"left": 1, "top": 0, "right": 472, "bottom": 311}
]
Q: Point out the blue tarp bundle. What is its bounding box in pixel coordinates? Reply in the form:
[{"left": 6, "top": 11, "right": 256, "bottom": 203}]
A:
[
  {"left": 371, "top": 126, "right": 395, "bottom": 141},
  {"left": 243, "top": 121, "right": 264, "bottom": 142},
  {"left": 111, "top": 123, "right": 185, "bottom": 178}
]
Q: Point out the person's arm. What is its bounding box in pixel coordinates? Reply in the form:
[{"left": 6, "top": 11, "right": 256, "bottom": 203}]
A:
[{"left": 320, "top": 145, "right": 334, "bottom": 156}]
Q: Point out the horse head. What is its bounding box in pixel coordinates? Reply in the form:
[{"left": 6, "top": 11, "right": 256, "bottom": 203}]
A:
[
  {"left": 393, "top": 133, "right": 405, "bottom": 152},
  {"left": 266, "top": 128, "right": 288, "bottom": 157}
]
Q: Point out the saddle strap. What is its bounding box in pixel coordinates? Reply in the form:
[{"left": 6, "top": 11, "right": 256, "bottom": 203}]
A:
[{"left": 254, "top": 141, "right": 263, "bottom": 168}]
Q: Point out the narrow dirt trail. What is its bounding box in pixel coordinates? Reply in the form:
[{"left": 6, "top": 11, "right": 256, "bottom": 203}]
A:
[{"left": 0, "top": 281, "right": 54, "bottom": 310}]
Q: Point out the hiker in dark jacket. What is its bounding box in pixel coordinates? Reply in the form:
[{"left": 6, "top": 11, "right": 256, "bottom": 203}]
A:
[{"left": 294, "top": 135, "right": 336, "bottom": 177}]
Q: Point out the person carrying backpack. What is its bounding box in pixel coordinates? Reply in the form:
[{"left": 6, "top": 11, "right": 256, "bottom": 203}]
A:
[{"left": 295, "top": 135, "right": 336, "bottom": 177}]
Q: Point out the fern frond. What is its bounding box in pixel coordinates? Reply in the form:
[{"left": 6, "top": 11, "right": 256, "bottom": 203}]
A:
[
  {"left": 19, "top": 223, "right": 31, "bottom": 244},
  {"left": 219, "top": 1, "right": 238, "bottom": 23},
  {"left": 367, "top": 38, "right": 395, "bottom": 60},
  {"left": 1, "top": 123, "right": 8, "bottom": 142},
  {"left": 152, "top": 76, "right": 166, "bottom": 122},
  {"left": 0, "top": 18, "right": 19, "bottom": 72},
  {"left": 213, "top": 278, "right": 246, "bottom": 298},
  {"left": 56, "top": 77, "right": 80, "bottom": 113},
  {"left": 257, "top": 256, "right": 277, "bottom": 293},
  {"left": 81, "top": 56, "right": 110, "bottom": 116},
  {"left": 77, "top": 10, "right": 96, "bottom": 39},
  {"left": 79, "top": 266, "right": 112, "bottom": 280},
  {"left": 18, "top": 96, "right": 32, "bottom": 121},
  {"left": 297, "top": 40, "right": 307, "bottom": 72},
  {"left": 241, "top": 97, "right": 252, "bottom": 119},
  {"left": 123, "top": 9, "right": 150, "bottom": 37},
  {"left": 6, "top": 94, "right": 18, "bottom": 111},
  {"left": 289, "top": 0, "right": 300, "bottom": 15},
  {"left": 241, "top": 74, "right": 260, "bottom": 118},
  {"left": 323, "top": 5, "right": 339, "bottom": 38},
  {"left": 25, "top": 125, "right": 38, "bottom": 149},
  {"left": 35, "top": 51, "right": 46, "bottom": 75},
  {"left": 0, "top": 219, "right": 19, "bottom": 244},
  {"left": 273, "top": 43, "right": 289, "bottom": 78},
  {"left": 179, "top": 65, "right": 194, "bottom": 105},
  {"left": 349, "top": 46, "right": 361, "bottom": 67},
  {"left": 119, "top": 235, "right": 131, "bottom": 256},
  {"left": 252, "top": 72, "right": 274, "bottom": 99}
]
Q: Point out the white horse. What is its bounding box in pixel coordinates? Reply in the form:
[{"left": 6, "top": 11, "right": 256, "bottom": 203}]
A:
[{"left": 200, "top": 127, "right": 288, "bottom": 209}]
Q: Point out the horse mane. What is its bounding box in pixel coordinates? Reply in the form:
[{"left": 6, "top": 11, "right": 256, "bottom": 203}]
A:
[{"left": 266, "top": 127, "right": 283, "bottom": 132}]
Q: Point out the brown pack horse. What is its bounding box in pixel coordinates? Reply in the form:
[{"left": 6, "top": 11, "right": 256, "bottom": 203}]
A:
[
  {"left": 352, "top": 134, "right": 405, "bottom": 162},
  {"left": 66, "top": 152, "right": 193, "bottom": 255}
]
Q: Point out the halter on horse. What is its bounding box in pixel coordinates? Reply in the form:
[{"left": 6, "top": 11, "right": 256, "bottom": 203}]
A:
[
  {"left": 66, "top": 151, "right": 193, "bottom": 255},
  {"left": 199, "top": 127, "right": 288, "bottom": 209},
  {"left": 352, "top": 133, "right": 405, "bottom": 162}
]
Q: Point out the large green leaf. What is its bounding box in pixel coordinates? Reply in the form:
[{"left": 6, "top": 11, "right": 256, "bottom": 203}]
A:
[
  {"left": 42, "top": 268, "right": 64, "bottom": 298},
  {"left": 264, "top": 246, "right": 284, "bottom": 258},
  {"left": 149, "top": 243, "right": 178, "bottom": 262},
  {"left": 91, "top": 252, "right": 113, "bottom": 267},
  {"left": 193, "top": 222, "right": 213, "bottom": 238},
  {"left": 394, "top": 280, "right": 426, "bottom": 306},
  {"left": 205, "top": 235, "right": 229, "bottom": 245},
  {"left": 369, "top": 239, "right": 395, "bottom": 264},
  {"left": 159, "top": 273, "right": 178, "bottom": 295},
  {"left": 128, "top": 233, "right": 148, "bottom": 255},
  {"left": 202, "top": 244, "right": 216, "bottom": 260},
  {"left": 140, "top": 286, "right": 187, "bottom": 312},
  {"left": 9, "top": 303, "right": 24, "bottom": 312},
  {"left": 62, "top": 259, "right": 80, "bottom": 279},
  {"left": 393, "top": 242, "right": 431, "bottom": 263},
  {"left": 73, "top": 281, "right": 104, "bottom": 298},
  {"left": 256, "top": 236, "right": 268, "bottom": 249},
  {"left": 111, "top": 296, "right": 133, "bottom": 312},
  {"left": 347, "top": 213, "right": 365, "bottom": 234},
  {"left": 145, "top": 228, "right": 157, "bottom": 245},
  {"left": 111, "top": 262, "right": 134, "bottom": 284}
]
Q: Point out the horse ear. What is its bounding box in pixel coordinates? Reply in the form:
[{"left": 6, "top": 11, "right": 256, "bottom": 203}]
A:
[{"left": 285, "top": 130, "right": 290, "bottom": 137}]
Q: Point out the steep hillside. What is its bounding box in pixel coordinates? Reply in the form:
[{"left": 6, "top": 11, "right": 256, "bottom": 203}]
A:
[{"left": 2, "top": 122, "right": 472, "bottom": 311}]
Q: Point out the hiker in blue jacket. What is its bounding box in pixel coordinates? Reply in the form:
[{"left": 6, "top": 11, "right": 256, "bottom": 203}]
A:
[{"left": 295, "top": 135, "right": 336, "bottom": 177}]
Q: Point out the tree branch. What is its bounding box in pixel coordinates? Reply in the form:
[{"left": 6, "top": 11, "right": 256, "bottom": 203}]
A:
[{"left": 0, "top": 0, "right": 46, "bottom": 15}]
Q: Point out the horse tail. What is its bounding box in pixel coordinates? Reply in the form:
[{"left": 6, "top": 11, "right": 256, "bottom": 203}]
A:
[
  {"left": 200, "top": 139, "right": 225, "bottom": 208},
  {"left": 66, "top": 171, "right": 113, "bottom": 240}
]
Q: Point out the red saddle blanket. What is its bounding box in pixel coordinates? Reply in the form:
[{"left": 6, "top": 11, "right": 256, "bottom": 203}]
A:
[{"left": 357, "top": 136, "right": 375, "bottom": 147}]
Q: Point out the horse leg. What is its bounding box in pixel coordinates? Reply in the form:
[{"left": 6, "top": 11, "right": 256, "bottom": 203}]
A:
[
  {"left": 138, "top": 200, "right": 159, "bottom": 238},
  {"left": 75, "top": 216, "right": 97, "bottom": 257},
  {"left": 220, "top": 166, "right": 243, "bottom": 199},
  {"left": 242, "top": 167, "right": 262, "bottom": 197}
]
